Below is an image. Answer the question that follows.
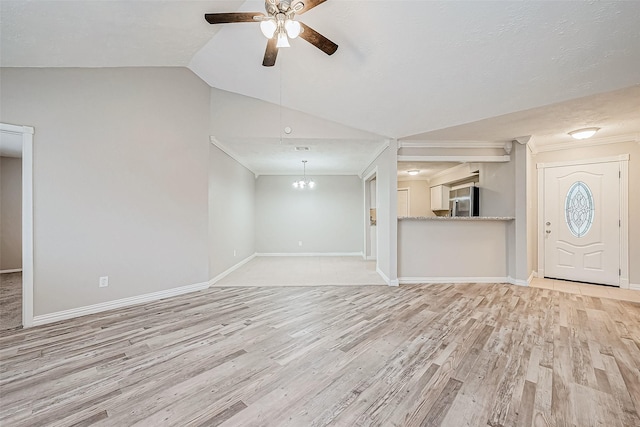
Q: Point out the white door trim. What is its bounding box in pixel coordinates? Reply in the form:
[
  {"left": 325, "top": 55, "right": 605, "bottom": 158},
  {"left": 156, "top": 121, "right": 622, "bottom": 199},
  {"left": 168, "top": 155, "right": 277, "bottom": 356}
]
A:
[
  {"left": 362, "top": 166, "right": 378, "bottom": 264},
  {"left": 397, "top": 187, "right": 410, "bottom": 217},
  {"left": 537, "top": 154, "right": 629, "bottom": 288},
  {"left": 1, "top": 122, "right": 34, "bottom": 326}
]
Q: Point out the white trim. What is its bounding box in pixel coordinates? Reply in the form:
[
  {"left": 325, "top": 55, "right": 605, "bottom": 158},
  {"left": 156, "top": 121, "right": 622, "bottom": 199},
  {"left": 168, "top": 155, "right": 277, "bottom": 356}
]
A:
[
  {"left": 378, "top": 267, "right": 399, "bottom": 286},
  {"left": 209, "top": 136, "right": 256, "bottom": 176},
  {"left": 619, "top": 159, "right": 629, "bottom": 289},
  {"left": 365, "top": 256, "right": 377, "bottom": 261},
  {"left": 398, "top": 155, "right": 511, "bottom": 163},
  {"left": 630, "top": 283, "right": 640, "bottom": 291},
  {"left": 508, "top": 276, "right": 529, "bottom": 287},
  {"left": 32, "top": 281, "right": 210, "bottom": 327},
  {"left": 397, "top": 187, "right": 410, "bottom": 217},
  {"left": 359, "top": 141, "right": 390, "bottom": 178},
  {"left": 537, "top": 154, "right": 629, "bottom": 170},
  {"left": 209, "top": 253, "right": 256, "bottom": 285},
  {"left": 1, "top": 123, "right": 34, "bottom": 328},
  {"left": 255, "top": 252, "right": 364, "bottom": 257},
  {"left": 536, "top": 133, "right": 639, "bottom": 153},
  {"left": 256, "top": 172, "right": 360, "bottom": 177},
  {"left": 397, "top": 140, "right": 506, "bottom": 149},
  {"left": 399, "top": 276, "right": 509, "bottom": 284},
  {"left": 537, "top": 155, "right": 629, "bottom": 288},
  {"left": 0, "top": 269, "right": 22, "bottom": 274}
]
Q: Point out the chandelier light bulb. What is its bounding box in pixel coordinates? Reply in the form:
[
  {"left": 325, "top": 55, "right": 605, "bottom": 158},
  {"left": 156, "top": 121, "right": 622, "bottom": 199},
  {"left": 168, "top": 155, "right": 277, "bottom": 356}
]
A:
[
  {"left": 285, "top": 19, "right": 301, "bottom": 38},
  {"left": 276, "top": 31, "right": 290, "bottom": 48},
  {"left": 308, "top": 180, "right": 315, "bottom": 189},
  {"left": 260, "top": 19, "right": 277, "bottom": 38}
]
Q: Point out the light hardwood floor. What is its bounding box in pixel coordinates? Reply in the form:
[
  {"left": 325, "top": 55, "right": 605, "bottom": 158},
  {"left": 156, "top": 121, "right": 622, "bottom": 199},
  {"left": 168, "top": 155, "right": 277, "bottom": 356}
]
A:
[{"left": 1, "top": 282, "right": 639, "bottom": 426}]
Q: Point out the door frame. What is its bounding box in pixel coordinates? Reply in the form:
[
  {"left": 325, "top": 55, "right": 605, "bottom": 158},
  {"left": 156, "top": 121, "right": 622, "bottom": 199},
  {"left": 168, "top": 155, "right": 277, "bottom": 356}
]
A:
[
  {"left": 536, "top": 154, "right": 629, "bottom": 288},
  {"left": 363, "top": 167, "right": 378, "bottom": 262},
  {"left": 0, "top": 123, "right": 34, "bottom": 326},
  {"left": 397, "top": 187, "right": 410, "bottom": 217}
]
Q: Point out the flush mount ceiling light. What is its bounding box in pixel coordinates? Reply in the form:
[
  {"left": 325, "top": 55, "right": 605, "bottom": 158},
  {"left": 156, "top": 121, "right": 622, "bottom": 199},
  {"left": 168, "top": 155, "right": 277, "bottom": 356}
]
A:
[
  {"left": 569, "top": 127, "right": 600, "bottom": 140},
  {"left": 292, "top": 160, "right": 315, "bottom": 189},
  {"left": 407, "top": 170, "right": 420, "bottom": 176},
  {"left": 204, "top": 0, "right": 338, "bottom": 67}
]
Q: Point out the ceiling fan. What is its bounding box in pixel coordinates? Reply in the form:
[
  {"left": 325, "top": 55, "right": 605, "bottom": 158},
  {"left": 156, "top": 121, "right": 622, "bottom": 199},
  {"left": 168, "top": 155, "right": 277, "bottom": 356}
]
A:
[{"left": 204, "top": 0, "right": 338, "bottom": 67}]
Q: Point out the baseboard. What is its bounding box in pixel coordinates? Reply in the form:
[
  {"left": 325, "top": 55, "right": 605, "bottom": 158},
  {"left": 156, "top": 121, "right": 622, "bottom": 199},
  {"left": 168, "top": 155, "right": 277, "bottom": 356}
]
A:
[
  {"left": 399, "top": 276, "right": 509, "bottom": 285},
  {"left": 0, "top": 268, "right": 22, "bottom": 274},
  {"left": 508, "top": 276, "right": 529, "bottom": 287},
  {"left": 255, "top": 252, "right": 364, "bottom": 257},
  {"left": 377, "top": 267, "right": 399, "bottom": 286},
  {"left": 32, "top": 281, "right": 210, "bottom": 327},
  {"left": 630, "top": 283, "right": 640, "bottom": 291},
  {"left": 209, "top": 253, "right": 256, "bottom": 286}
]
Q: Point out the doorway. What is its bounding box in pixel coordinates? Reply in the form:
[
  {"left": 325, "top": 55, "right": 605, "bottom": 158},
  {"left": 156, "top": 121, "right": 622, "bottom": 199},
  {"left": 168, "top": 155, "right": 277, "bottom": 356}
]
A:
[
  {"left": 363, "top": 168, "right": 377, "bottom": 261},
  {"left": 538, "top": 155, "right": 629, "bottom": 287},
  {"left": 0, "top": 123, "right": 34, "bottom": 328},
  {"left": 397, "top": 188, "right": 409, "bottom": 217}
]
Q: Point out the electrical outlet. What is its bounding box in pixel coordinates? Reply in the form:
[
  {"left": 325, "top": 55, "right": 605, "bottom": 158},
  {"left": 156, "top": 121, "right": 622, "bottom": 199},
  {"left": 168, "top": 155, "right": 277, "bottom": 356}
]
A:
[
  {"left": 298, "top": 241, "right": 303, "bottom": 246},
  {"left": 99, "top": 276, "right": 109, "bottom": 288},
  {"left": 233, "top": 250, "right": 237, "bottom": 257}
]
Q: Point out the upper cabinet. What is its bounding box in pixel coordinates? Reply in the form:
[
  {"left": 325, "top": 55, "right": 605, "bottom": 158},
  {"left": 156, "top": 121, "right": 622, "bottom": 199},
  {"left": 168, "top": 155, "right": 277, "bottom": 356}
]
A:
[{"left": 430, "top": 185, "right": 450, "bottom": 211}]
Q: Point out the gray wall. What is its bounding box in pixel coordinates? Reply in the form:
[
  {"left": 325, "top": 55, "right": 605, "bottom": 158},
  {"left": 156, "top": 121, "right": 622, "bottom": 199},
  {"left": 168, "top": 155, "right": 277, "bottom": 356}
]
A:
[
  {"left": 0, "top": 67, "right": 210, "bottom": 315},
  {"left": 209, "top": 144, "right": 255, "bottom": 278},
  {"left": 534, "top": 140, "right": 640, "bottom": 285},
  {"left": 0, "top": 156, "right": 22, "bottom": 270},
  {"left": 255, "top": 175, "right": 363, "bottom": 254}
]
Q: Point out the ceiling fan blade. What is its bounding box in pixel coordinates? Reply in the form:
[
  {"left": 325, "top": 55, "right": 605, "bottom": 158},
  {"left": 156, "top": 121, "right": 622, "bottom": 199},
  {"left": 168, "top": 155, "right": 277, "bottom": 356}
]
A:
[
  {"left": 294, "top": 0, "right": 327, "bottom": 15},
  {"left": 263, "top": 38, "right": 278, "bottom": 67},
  {"left": 299, "top": 22, "right": 338, "bottom": 56},
  {"left": 204, "top": 12, "right": 264, "bottom": 24}
]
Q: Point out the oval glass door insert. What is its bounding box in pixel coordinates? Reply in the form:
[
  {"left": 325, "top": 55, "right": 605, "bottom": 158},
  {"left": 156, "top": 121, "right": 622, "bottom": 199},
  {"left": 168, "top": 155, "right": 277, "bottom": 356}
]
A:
[{"left": 565, "top": 181, "right": 594, "bottom": 237}]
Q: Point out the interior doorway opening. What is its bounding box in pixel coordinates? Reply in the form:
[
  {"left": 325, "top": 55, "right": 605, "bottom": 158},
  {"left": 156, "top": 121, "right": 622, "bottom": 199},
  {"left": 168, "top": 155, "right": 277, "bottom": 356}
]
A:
[{"left": 0, "top": 123, "right": 34, "bottom": 328}]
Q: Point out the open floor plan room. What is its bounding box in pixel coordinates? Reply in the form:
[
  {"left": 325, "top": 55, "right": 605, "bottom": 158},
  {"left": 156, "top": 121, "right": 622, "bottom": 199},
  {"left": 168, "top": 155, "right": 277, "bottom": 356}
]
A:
[{"left": 1, "top": 282, "right": 639, "bottom": 427}]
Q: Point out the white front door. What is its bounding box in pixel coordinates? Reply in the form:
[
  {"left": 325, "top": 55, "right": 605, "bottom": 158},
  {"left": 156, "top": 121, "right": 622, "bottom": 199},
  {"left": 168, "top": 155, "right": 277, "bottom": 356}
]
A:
[{"left": 543, "top": 161, "right": 620, "bottom": 286}]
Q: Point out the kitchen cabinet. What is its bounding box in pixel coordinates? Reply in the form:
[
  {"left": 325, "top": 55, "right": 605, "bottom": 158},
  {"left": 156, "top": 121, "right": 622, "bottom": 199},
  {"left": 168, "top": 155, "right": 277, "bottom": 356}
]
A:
[{"left": 430, "top": 185, "right": 450, "bottom": 211}]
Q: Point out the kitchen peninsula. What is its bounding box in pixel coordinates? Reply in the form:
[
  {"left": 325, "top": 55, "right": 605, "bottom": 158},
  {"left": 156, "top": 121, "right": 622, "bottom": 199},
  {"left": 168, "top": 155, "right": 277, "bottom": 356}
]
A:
[{"left": 398, "top": 216, "right": 515, "bottom": 284}]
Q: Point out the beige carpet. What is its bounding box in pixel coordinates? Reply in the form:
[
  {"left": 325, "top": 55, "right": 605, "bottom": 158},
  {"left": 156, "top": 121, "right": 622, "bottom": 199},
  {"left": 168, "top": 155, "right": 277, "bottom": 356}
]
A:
[{"left": 214, "top": 256, "right": 387, "bottom": 287}]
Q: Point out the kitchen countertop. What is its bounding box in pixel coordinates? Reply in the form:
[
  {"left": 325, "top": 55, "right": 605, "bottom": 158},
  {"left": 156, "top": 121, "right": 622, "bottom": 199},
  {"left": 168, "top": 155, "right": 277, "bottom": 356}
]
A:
[{"left": 398, "top": 216, "right": 515, "bottom": 221}]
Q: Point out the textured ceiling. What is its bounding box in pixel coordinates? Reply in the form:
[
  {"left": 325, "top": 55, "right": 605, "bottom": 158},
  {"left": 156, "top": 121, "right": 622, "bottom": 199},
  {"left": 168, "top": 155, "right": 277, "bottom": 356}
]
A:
[{"left": 2, "top": 0, "right": 640, "bottom": 173}]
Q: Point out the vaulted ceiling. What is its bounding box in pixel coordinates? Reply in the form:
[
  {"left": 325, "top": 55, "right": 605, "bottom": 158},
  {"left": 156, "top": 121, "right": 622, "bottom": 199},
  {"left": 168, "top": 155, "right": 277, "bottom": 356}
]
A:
[{"left": 2, "top": 0, "right": 640, "bottom": 173}]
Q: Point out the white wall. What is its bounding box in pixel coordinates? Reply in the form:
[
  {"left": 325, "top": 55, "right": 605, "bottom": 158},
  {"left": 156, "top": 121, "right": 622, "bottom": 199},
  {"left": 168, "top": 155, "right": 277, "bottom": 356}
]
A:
[
  {"left": 0, "top": 67, "right": 210, "bottom": 315},
  {"left": 208, "top": 144, "right": 255, "bottom": 278},
  {"left": 361, "top": 142, "right": 398, "bottom": 284},
  {"left": 397, "top": 180, "right": 432, "bottom": 217},
  {"left": 255, "top": 175, "right": 363, "bottom": 254},
  {"left": 534, "top": 139, "right": 640, "bottom": 285},
  {"left": 0, "top": 156, "right": 22, "bottom": 270}
]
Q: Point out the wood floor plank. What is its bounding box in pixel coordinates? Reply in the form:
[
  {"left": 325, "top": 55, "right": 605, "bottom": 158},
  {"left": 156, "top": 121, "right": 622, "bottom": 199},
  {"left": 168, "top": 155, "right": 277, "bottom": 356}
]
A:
[{"left": 1, "top": 283, "right": 639, "bottom": 426}]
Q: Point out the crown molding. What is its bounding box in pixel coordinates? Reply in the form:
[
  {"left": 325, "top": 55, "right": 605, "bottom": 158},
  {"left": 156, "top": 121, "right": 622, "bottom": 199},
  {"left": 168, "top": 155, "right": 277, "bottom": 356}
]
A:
[
  {"left": 536, "top": 133, "right": 639, "bottom": 153},
  {"left": 358, "top": 140, "right": 391, "bottom": 178},
  {"left": 398, "top": 155, "right": 510, "bottom": 163},
  {"left": 398, "top": 140, "right": 506, "bottom": 149},
  {"left": 209, "top": 136, "right": 257, "bottom": 176}
]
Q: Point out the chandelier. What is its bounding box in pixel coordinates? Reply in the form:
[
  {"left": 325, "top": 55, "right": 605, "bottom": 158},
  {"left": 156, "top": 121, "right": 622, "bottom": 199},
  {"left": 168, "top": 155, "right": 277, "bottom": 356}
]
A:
[{"left": 292, "top": 160, "right": 315, "bottom": 189}]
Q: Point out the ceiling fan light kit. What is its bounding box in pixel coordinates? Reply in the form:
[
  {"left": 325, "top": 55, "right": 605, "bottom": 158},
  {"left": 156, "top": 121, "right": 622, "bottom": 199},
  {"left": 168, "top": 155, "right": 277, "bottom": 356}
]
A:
[{"left": 205, "top": 0, "right": 337, "bottom": 67}]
